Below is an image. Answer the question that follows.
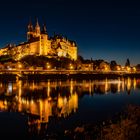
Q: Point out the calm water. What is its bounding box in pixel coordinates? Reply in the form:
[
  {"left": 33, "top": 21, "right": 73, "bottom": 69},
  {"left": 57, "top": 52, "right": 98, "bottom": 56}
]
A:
[{"left": 0, "top": 77, "right": 140, "bottom": 139}]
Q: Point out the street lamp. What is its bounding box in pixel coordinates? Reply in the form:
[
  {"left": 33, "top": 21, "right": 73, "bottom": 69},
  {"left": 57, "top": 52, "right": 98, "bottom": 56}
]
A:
[
  {"left": 18, "top": 63, "right": 22, "bottom": 69},
  {"left": 70, "top": 63, "right": 74, "bottom": 70},
  {"left": 46, "top": 62, "right": 51, "bottom": 70}
]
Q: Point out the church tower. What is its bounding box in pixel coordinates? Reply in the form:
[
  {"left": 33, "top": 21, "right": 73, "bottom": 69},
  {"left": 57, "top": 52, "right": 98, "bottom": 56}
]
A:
[
  {"left": 35, "top": 18, "right": 40, "bottom": 37},
  {"left": 40, "top": 23, "right": 51, "bottom": 55},
  {"left": 41, "top": 24, "right": 48, "bottom": 39},
  {"left": 27, "top": 19, "right": 34, "bottom": 41}
]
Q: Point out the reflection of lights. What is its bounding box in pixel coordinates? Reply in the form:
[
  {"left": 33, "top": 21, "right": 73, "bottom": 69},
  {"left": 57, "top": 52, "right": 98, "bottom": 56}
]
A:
[
  {"left": 64, "top": 97, "right": 67, "bottom": 104},
  {"left": 117, "top": 78, "right": 121, "bottom": 92},
  {"left": 8, "top": 83, "right": 12, "bottom": 93},
  {"left": 39, "top": 99, "right": 43, "bottom": 121},
  {"left": 133, "top": 78, "right": 136, "bottom": 90},
  {"left": 127, "top": 77, "right": 131, "bottom": 91},
  {"left": 31, "top": 99, "right": 34, "bottom": 104},
  {"left": 4, "top": 100, "right": 7, "bottom": 105},
  {"left": 58, "top": 96, "right": 63, "bottom": 108},
  {"left": 105, "top": 78, "right": 108, "bottom": 93},
  {"left": 57, "top": 93, "right": 78, "bottom": 116},
  {"left": 73, "top": 93, "right": 78, "bottom": 112},
  {"left": 89, "top": 80, "right": 92, "bottom": 94},
  {"left": 1, "top": 78, "right": 140, "bottom": 131},
  {"left": 122, "top": 78, "right": 125, "bottom": 91},
  {"left": 47, "top": 80, "right": 50, "bottom": 97},
  {"left": 70, "top": 80, "right": 74, "bottom": 94}
]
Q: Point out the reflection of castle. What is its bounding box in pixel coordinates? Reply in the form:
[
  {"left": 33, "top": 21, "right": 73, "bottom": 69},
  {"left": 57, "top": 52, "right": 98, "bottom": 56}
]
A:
[
  {"left": 0, "top": 78, "right": 138, "bottom": 132},
  {"left": 0, "top": 19, "right": 77, "bottom": 60},
  {"left": 0, "top": 80, "right": 78, "bottom": 126}
]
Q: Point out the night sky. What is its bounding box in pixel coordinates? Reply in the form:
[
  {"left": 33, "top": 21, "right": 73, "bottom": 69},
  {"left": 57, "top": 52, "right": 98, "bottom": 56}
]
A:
[{"left": 0, "top": 0, "right": 140, "bottom": 65}]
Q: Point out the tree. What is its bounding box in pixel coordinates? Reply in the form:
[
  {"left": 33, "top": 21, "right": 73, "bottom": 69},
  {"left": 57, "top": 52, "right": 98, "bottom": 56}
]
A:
[
  {"left": 136, "top": 64, "right": 140, "bottom": 71},
  {"left": 125, "top": 58, "right": 130, "bottom": 67},
  {"left": 0, "top": 55, "right": 15, "bottom": 64},
  {"left": 110, "top": 60, "right": 117, "bottom": 70}
]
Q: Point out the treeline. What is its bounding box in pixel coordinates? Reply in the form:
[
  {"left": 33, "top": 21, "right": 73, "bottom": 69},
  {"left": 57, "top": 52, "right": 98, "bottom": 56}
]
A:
[{"left": 0, "top": 54, "right": 140, "bottom": 71}]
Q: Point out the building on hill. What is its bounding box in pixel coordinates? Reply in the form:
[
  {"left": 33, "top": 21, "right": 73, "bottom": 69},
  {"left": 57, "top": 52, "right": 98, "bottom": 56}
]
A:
[{"left": 0, "top": 19, "right": 78, "bottom": 60}]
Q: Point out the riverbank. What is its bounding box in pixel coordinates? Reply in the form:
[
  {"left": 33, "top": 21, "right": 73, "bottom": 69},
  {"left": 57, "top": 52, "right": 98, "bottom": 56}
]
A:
[
  {"left": 0, "top": 73, "right": 140, "bottom": 81},
  {"left": 45, "top": 104, "right": 140, "bottom": 140}
]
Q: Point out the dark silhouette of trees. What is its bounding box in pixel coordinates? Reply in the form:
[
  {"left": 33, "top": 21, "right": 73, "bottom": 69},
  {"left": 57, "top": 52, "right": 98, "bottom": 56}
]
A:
[
  {"left": 110, "top": 60, "right": 117, "bottom": 70},
  {"left": 77, "top": 55, "right": 84, "bottom": 63},
  {"left": 125, "top": 58, "right": 130, "bottom": 67},
  {"left": 93, "top": 59, "right": 104, "bottom": 70},
  {"left": 136, "top": 64, "right": 140, "bottom": 71},
  {"left": 0, "top": 55, "right": 15, "bottom": 64},
  {"left": 20, "top": 55, "right": 50, "bottom": 68},
  {"left": 20, "top": 55, "right": 76, "bottom": 69}
]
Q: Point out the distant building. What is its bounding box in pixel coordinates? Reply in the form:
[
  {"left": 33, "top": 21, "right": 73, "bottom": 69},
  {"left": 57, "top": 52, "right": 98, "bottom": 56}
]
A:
[
  {"left": 0, "top": 19, "right": 78, "bottom": 60},
  {"left": 99, "top": 62, "right": 110, "bottom": 71},
  {"left": 80, "top": 63, "right": 93, "bottom": 71}
]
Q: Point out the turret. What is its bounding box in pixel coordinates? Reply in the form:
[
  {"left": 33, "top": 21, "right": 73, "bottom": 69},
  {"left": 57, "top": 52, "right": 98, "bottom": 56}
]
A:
[
  {"left": 41, "top": 23, "right": 49, "bottom": 40},
  {"left": 27, "top": 18, "right": 34, "bottom": 41},
  {"left": 28, "top": 19, "right": 33, "bottom": 32},
  {"left": 35, "top": 18, "right": 40, "bottom": 36},
  {"left": 42, "top": 24, "right": 47, "bottom": 34}
]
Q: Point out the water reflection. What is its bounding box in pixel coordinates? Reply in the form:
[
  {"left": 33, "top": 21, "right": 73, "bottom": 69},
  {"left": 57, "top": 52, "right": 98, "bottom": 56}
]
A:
[{"left": 0, "top": 77, "right": 140, "bottom": 135}]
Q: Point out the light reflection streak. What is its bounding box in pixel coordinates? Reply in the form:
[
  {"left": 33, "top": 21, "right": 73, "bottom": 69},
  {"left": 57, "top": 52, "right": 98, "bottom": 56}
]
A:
[{"left": 0, "top": 78, "right": 139, "bottom": 131}]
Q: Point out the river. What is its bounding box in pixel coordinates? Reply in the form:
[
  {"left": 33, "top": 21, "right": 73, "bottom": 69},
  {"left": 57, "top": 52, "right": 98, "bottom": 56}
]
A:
[{"left": 0, "top": 77, "right": 140, "bottom": 139}]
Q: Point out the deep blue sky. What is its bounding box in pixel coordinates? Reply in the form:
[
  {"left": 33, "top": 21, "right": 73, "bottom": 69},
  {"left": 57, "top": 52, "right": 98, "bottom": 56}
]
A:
[{"left": 0, "top": 0, "right": 140, "bottom": 65}]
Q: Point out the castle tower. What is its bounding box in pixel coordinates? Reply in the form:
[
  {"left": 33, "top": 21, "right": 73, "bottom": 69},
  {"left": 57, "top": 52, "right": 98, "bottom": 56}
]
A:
[
  {"left": 42, "top": 24, "right": 47, "bottom": 34},
  {"left": 27, "top": 19, "right": 34, "bottom": 41},
  {"left": 41, "top": 24, "right": 48, "bottom": 39},
  {"left": 35, "top": 18, "right": 40, "bottom": 36},
  {"left": 40, "top": 23, "right": 51, "bottom": 55}
]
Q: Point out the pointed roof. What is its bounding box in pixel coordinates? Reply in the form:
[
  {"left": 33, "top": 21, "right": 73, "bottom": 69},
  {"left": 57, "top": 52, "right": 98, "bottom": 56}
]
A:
[
  {"left": 41, "top": 23, "right": 47, "bottom": 34},
  {"left": 35, "top": 18, "right": 40, "bottom": 28},
  {"left": 28, "top": 18, "right": 33, "bottom": 31}
]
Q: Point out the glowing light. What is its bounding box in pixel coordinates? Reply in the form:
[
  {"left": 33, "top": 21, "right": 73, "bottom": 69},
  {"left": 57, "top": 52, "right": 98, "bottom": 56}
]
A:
[
  {"left": 69, "top": 63, "right": 74, "bottom": 70},
  {"left": 18, "top": 64, "right": 22, "bottom": 68},
  {"left": 117, "top": 66, "right": 121, "bottom": 71},
  {"left": 104, "top": 66, "right": 108, "bottom": 71},
  {"left": 46, "top": 62, "right": 51, "bottom": 69},
  {"left": 8, "top": 83, "right": 12, "bottom": 93},
  {"left": 132, "top": 67, "right": 136, "bottom": 72},
  {"left": 126, "top": 66, "right": 131, "bottom": 72}
]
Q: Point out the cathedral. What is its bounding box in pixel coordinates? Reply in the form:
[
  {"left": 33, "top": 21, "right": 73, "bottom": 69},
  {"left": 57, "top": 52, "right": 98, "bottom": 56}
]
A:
[{"left": 0, "top": 19, "right": 78, "bottom": 60}]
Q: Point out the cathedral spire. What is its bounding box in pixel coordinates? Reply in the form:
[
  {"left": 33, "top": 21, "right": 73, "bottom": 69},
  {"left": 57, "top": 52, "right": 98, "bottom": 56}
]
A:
[
  {"left": 28, "top": 18, "right": 33, "bottom": 32},
  {"left": 36, "top": 18, "right": 39, "bottom": 27},
  {"left": 42, "top": 23, "right": 47, "bottom": 34},
  {"left": 35, "top": 18, "right": 40, "bottom": 35}
]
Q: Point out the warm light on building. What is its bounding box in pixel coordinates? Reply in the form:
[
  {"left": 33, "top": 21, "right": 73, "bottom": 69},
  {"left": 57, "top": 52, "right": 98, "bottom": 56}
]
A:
[
  {"left": 0, "top": 19, "right": 78, "bottom": 61},
  {"left": 46, "top": 62, "right": 51, "bottom": 69},
  {"left": 18, "top": 63, "right": 22, "bottom": 69},
  {"left": 132, "top": 67, "right": 136, "bottom": 72},
  {"left": 126, "top": 66, "right": 131, "bottom": 72},
  {"left": 69, "top": 63, "right": 74, "bottom": 70},
  {"left": 105, "top": 66, "right": 108, "bottom": 71},
  {"left": 117, "top": 66, "right": 121, "bottom": 71}
]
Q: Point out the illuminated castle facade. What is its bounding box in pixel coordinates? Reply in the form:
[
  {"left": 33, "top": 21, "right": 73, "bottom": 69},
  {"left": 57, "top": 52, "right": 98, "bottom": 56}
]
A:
[{"left": 0, "top": 19, "right": 78, "bottom": 60}]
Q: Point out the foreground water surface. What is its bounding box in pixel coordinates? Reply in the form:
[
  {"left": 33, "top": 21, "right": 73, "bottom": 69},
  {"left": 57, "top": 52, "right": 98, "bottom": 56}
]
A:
[{"left": 0, "top": 77, "right": 140, "bottom": 139}]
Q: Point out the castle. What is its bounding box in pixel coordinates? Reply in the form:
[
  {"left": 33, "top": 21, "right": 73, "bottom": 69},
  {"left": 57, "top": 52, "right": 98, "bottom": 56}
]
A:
[{"left": 0, "top": 19, "right": 78, "bottom": 60}]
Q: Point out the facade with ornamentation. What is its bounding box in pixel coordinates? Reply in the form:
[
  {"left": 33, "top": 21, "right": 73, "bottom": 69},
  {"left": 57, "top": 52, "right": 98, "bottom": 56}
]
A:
[{"left": 0, "top": 19, "right": 78, "bottom": 60}]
